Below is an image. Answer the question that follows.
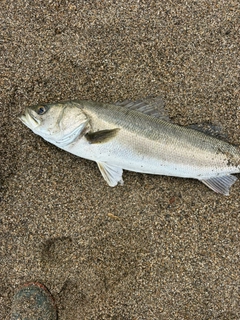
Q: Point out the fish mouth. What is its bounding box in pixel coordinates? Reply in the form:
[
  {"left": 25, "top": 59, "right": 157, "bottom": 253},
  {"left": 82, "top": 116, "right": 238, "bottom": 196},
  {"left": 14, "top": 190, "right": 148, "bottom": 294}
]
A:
[{"left": 19, "top": 108, "right": 40, "bottom": 129}]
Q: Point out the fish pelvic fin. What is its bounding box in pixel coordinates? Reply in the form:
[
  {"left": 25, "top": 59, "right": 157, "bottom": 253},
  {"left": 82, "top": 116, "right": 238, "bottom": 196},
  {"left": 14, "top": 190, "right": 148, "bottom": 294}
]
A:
[
  {"left": 97, "top": 162, "right": 123, "bottom": 187},
  {"left": 200, "top": 175, "right": 238, "bottom": 196}
]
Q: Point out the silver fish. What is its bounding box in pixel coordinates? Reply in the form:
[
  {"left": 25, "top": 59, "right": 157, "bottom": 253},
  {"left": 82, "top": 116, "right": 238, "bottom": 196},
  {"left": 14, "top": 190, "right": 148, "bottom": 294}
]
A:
[{"left": 19, "top": 97, "right": 240, "bottom": 195}]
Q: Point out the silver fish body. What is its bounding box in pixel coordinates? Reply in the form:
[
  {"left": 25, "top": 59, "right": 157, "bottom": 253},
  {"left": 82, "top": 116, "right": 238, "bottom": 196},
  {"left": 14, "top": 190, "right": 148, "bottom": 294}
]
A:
[{"left": 19, "top": 99, "right": 240, "bottom": 195}]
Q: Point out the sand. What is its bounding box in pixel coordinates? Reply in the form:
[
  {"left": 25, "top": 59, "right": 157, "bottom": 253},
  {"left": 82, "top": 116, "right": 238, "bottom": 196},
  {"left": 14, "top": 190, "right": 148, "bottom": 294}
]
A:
[{"left": 1, "top": 1, "right": 239, "bottom": 319}]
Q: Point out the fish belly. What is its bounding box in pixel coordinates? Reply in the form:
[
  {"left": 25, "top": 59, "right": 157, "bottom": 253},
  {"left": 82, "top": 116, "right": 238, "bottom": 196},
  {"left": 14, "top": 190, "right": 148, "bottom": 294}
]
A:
[{"left": 66, "top": 135, "right": 238, "bottom": 180}]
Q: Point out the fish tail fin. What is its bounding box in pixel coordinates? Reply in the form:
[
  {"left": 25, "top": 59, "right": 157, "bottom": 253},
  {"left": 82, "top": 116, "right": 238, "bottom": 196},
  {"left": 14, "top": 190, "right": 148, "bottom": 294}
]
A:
[{"left": 200, "top": 175, "right": 238, "bottom": 196}]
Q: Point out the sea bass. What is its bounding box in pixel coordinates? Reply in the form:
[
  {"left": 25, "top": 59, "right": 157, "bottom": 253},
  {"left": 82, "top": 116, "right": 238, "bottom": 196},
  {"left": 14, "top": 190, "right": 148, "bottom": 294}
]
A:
[{"left": 19, "top": 98, "right": 240, "bottom": 195}]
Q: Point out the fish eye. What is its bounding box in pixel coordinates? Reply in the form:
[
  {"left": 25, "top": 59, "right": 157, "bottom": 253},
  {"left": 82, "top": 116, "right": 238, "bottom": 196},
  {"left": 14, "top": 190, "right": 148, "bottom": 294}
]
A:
[{"left": 37, "top": 106, "right": 47, "bottom": 115}]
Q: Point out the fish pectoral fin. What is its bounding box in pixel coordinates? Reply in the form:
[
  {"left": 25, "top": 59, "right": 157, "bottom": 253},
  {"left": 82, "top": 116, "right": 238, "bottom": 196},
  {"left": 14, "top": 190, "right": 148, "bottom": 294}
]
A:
[
  {"left": 85, "top": 128, "right": 120, "bottom": 144},
  {"left": 97, "top": 162, "right": 123, "bottom": 187},
  {"left": 200, "top": 175, "right": 238, "bottom": 196}
]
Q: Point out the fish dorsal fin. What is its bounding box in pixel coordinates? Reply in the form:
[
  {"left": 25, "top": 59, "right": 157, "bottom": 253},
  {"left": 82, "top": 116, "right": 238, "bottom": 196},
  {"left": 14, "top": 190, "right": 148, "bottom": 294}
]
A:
[
  {"left": 188, "top": 123, "right": 227, "bottom": 140},
  {"left": 200, "top": 175, "right": 238, "bottom": 195},
  {"left": 85, "top": 128, "right": 119, "bottom": 144},
  {"left": 97, "top": 162, "right": 124, "bottom": 187},
  {"left": 115, "top": 96, "right": 169, "bottom": 120}
]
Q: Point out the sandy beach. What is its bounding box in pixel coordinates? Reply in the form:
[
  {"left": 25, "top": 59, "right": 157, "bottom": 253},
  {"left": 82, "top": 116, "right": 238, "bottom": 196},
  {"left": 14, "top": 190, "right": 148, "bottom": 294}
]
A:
[{"left": 1, "top": 1, "right": 239, "bottom": 319}]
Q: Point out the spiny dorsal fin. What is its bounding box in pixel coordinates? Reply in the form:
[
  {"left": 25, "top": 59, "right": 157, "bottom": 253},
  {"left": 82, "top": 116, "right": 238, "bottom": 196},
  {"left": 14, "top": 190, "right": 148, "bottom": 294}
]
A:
[
  {"left": 85, "top": 128, "right": 119, "bottom": 144},
  {"left": 115, "top": 96, "right": 169, "bottom": 120}
]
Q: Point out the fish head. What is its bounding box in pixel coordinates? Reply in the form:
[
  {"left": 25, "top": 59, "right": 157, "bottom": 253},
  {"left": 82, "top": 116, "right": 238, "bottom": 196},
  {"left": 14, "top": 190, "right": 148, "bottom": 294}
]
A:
[{"left": 19, "top": 101, "right": 89, "bottom": 146}]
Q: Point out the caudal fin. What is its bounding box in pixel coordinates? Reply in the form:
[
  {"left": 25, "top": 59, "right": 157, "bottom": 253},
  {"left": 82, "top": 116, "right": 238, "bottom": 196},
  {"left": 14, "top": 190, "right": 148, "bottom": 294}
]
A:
[{"left": 200, "top": 175, "right": 238, "bottom": 195}]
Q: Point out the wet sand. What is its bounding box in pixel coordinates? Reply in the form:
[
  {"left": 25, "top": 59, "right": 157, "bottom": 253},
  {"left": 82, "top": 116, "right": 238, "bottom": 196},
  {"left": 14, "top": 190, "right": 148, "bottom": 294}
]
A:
[{"left": 1, "top": 1, "right": 239, "bottom": 319}]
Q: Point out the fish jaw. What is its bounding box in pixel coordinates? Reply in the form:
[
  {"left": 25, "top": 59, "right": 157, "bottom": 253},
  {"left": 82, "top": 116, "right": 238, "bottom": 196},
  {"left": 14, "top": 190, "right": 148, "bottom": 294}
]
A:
[{"left": 19, "top": 108, "right": 40, "bottom": 131}]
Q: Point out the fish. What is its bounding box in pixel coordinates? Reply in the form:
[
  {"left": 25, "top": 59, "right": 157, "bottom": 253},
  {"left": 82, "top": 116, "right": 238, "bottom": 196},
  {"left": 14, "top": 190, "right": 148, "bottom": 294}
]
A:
[{"left": 19, "top": 97, "right": 240, "bottom": 195}]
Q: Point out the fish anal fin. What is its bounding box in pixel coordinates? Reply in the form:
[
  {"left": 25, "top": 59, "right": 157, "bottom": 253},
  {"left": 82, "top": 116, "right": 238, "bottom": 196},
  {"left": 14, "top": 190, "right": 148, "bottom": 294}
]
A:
[
  {"left": 97, "top": 162, "right": 123, "bottom": 187},
  {"left": 85, "top": 128, "right": 119, "bottom": 144},
  {"left": 200, "top": 175, "right": 238, "bottom": 196}
]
